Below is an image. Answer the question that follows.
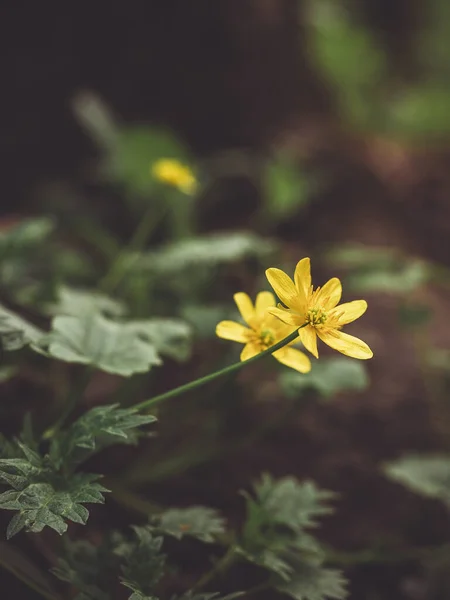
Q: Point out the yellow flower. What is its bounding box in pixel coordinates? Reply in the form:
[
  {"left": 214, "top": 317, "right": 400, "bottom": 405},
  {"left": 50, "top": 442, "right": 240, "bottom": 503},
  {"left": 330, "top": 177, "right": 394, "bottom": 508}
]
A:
[
  {"left": 151, "top": 158, "right": 197, "bottom": 194},
  {"left": 266, "top": 257, "right": 373, "bottom": 360},
  {"left": 216, "top": 291, "right": 311, "bottom": 373}
]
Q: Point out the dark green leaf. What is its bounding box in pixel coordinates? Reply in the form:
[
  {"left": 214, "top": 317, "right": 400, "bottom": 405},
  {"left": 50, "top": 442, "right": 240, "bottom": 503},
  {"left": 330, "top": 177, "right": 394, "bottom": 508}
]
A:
[
  {"left": 118, "top": 528, "right": 166, "bottom": 599},
  {"left": 0, "top": 444, "right": 109, "bottom": 537},
  {"left": 50, "top": 404, "right": 156, "bottom": 468}
]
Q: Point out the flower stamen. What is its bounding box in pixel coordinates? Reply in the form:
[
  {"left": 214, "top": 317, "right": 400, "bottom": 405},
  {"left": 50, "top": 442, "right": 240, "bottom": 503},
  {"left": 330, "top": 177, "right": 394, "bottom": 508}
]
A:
[{"left": 306, "top": 307, "right": 327, "bottom": 327}]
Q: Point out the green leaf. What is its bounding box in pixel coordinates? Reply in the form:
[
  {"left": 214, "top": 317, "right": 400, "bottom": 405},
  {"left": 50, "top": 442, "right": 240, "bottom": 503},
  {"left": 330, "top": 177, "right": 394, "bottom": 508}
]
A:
[
  {"left": 52, "top": 536, "right": 119, "bottom": 600},
  {"left": 0, "top": 444, "right": 109, "bottom": 537},
  {"left": 240, "top": 476, "right": 335, "bottom": 579},
  {"left": 252, "top": 475, "right": 335, "bottom": 531},
  {"left": 275, "top": 561, "right": 347, "bottom": 600},
  {"left": 0, "top": 217, "right": 55, "bottom": 254},
  {"left": 152, "top": 506, "right": 225, "bottom": 542},
  {"left": 383, "top": 454, "right": 450, "bottom": 508},
  {"left": 280, "top": 358, "right": 369, "bottom": 400},
  {"left": 126, "top": 318, "right": 193, "bottom": 362},
  {"left": 48, "top": 286, "right": 127, "bottom": 318},
  {"left": 118, "top": 528, "right": 166, "bottom": 599},
  {"left": 50, "top": 404, "right": 156, "bottom": 468},
  {"left": 46, "top": 313, "right": 162, "bottom": 376},
  {"left": 0, "top": 303, "right": 45, "bottom": 351},
  {"left": 138, "top": 232, "right": 275, "bottom": 279}
]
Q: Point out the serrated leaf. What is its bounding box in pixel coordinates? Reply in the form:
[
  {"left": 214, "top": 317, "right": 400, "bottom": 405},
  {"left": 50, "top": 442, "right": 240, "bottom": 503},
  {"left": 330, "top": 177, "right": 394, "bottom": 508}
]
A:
[
  {"left": 253, "top": 475, "right": 335, "bottom": 531},
  {"left": 50, "top": 404, "right": 156, "bottom": 468},
  {"left": 280, "top": 358, "right": 369, "bottom": 400},
  {"left": 275, "top": 561, "right": 347, "bottom": 600},
  {"left": 0, "top": 303, "right": 45, "bottom": 351},
  {"left": 48, "top": 286, "right": 127, "bottom": 318},
  {"left": 0, "top": 445, "right": 109, "bottom": 537},
  {"left": 52, "top": 536, "right": 119, "bottom": 600},
  {"left": 119, "top": 528, "right": 166, "bottom": 599},
  {"left": 384, "top": 454, "right": 450, "bottom": 508},
  {"left": 240, "top": 476, "right": 335, "bottom": 579},
  {"left": 46, "top": 313, "right": 162, "bottom": 376},
  {"left": 153, "top": 506, "right": 225, "bottom": 542}
]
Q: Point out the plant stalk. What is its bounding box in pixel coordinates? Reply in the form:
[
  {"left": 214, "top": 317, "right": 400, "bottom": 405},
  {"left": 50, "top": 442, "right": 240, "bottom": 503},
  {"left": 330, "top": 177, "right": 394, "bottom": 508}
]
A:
[{"left": 134, "top": 327, "right": 304, "bottom": 412}]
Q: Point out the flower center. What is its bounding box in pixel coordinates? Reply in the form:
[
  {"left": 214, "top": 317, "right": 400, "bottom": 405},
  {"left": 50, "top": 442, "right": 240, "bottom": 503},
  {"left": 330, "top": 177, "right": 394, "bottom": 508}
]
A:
[
  {"left": 306, "top": 307, "right": 327, "bottom": 327},
  {"left": 258, "top": 328, "right": 275, "bottom": 349}
]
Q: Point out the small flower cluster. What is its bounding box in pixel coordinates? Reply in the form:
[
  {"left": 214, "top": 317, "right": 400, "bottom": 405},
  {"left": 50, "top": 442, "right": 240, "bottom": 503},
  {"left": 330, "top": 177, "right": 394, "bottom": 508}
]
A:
[{"left": 216, "top": 257, "right": 373, "bottom": 373}]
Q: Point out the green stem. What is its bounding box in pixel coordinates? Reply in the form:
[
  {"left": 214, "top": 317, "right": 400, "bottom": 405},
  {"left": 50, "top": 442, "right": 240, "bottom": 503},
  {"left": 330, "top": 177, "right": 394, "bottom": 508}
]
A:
[
  {"left": 42, "top": 367, "right": 93, "bottom": 439},
  {"left": 193, "top": 544, "right": 237, "bottom": 591},
  {"left": 134, "top": 328, "right": 302, "bottom": 412},
  {"left": 99, "top": 203, "right": 166, "bottom": 293}
]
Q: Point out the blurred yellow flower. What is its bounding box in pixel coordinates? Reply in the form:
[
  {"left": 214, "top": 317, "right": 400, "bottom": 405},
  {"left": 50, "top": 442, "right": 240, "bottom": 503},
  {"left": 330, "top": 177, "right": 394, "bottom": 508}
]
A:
[
  {"left": 216, "top": 291, "right": 311, "bottom": 373},
  {"left": 266, "top": 257, "right": 373, "bottom": 360},
  {"left": 151, "top": 158, "right": 197, "bottom": 194}
]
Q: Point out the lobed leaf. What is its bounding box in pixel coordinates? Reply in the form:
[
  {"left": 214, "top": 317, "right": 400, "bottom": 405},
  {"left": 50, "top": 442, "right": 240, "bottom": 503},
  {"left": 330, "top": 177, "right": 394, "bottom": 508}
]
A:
[
  {"left": 152, "top": 506, "right": 225, "bottom": 542},
  {"left": 50, "top": 404, "right": 157, "bottom": 468},
  {"left": 46, "top": 313, "right": 162, "bottom": 376},
  {"left": 275, "top": 561, "right": 347, "bottom": 600}
]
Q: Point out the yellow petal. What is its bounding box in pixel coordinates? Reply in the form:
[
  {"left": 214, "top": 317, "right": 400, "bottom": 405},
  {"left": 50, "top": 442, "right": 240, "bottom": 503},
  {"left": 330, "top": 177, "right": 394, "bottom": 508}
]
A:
[
  {"left": 267, "top": 307, "right": 303, "bottom": 327},
  {"left": 315, "top": 277, "right": 342, "bottom": 310},
  {"left": 294, "top": 257, "right": 311, "bottom": 298},
  {"left": 273, "top": 347, "right": 312, "bottom": 373},
  {"left": 317, "top": 329, "right": 373, "bottom": 359},
  {"left": 328, "top": 300, "right": 367, "bottom": 326},
  {"left": 299, "top": 326, "right": 318, "bottom": 358},
  {"left": 216, "top": 321, "right": 250, "bottom": 343},
  {"left": 240, "top": 342, "right": 260, "bottom": 361},
  {"left": 233, "top": 292, "right": 255, "bottom": 326},
  {"left": 265, "top": 268, "right": 304, "bottom": 311},
  {"left": 255, "top": 291, "right": 276, "bottom": 320}
]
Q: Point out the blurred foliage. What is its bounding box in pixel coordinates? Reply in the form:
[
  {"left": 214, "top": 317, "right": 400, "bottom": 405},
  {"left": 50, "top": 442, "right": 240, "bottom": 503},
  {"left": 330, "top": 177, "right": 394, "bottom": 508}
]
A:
[
  {"left": 384, "top": 455, "right": 450, "bottom": 508},
  {"left": 3, "top": 2, "right": 450, "bottom": 597},
  {"left": 280, "top": 357, "right": 369, "bottom": 400}
]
